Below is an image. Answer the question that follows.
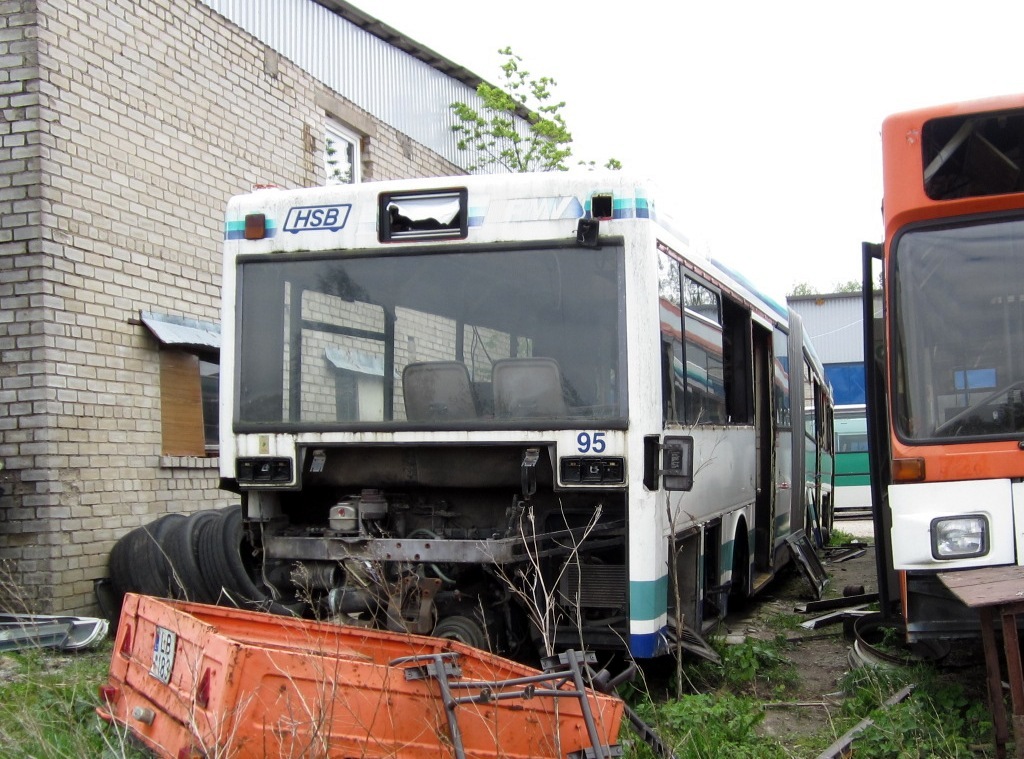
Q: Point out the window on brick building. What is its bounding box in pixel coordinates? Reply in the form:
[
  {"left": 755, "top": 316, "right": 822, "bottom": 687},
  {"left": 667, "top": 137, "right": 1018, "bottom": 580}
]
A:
[
  {"left": 325, "top": 118, "right": 361, "bottom": 184},
  {"left": 200, "top": 356, "right": 220, "bottom": 449},
  {"left": 159, "top": 351, "right": 219, "bottom": 455},
  {"left": 140, "top": 312, "right": 221, "bottom": 457}
]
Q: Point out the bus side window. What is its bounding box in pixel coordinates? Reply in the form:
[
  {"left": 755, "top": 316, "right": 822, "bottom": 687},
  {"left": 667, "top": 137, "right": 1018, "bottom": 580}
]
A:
[
  {"left": 661, "top": 337, "right": 677, "bottom": 421},
  {"left": 721, "top": 297, "right": 753, "bottom": 424},
  {"left": 682, "top": 277, "right": 726, "bottom": 425},
  {"left": 658, "top": 251, "right": 752, "bottom": 427},
  {"left": 658, "top": 252, "right": 685, "bottom": 424}
]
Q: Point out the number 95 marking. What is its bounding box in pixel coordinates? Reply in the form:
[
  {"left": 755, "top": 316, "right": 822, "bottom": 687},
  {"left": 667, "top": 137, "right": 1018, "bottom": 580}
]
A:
[{"left": 576, "top": 432, "right": 606, "bottom": 453}]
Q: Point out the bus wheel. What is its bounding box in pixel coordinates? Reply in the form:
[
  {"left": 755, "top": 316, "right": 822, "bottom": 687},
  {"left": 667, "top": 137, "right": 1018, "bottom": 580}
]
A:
[
  {"left": 432, "top": 614, "right": 489, "bottom": 650},
  {"left": 729, "top": 526, "right": 750, "bottom": 612},
  {"left": 819, "top": 495, "right": 833, "bottom": 546}
]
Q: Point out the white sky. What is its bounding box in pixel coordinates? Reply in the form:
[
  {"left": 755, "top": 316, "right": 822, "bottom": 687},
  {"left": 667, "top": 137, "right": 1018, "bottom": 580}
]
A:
[{"left": 354, "top": 0, "right": 1024, "bottom": 302}]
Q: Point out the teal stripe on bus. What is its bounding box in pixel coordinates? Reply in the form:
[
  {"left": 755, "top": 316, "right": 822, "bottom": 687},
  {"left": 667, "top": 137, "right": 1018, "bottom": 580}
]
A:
[
  {"left": 225, "top": 218, "right": 278, "bottom": 240},
  {"left": 836, "top": 474, "right": 871, "bottom": 486},
  {"left": 721, "top": 536, "right": 735, "bottom": 573},
  {"left": 629, "top": 575, "right": 668, "bottom": 620},
  {"left": 835, "top": 453, "right": 869, "bottom": 475},
  {"left": 631, "top": 537, "right": 740, "bottom": 622}
]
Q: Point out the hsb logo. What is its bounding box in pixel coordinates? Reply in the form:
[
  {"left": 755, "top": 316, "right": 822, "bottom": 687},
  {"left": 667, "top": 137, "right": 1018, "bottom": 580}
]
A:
[{"left": 283, "top": 204, "right": 351, "bottom": 233}]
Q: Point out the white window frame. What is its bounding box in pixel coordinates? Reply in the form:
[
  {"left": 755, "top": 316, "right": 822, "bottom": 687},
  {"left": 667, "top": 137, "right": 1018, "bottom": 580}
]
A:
[{"left": 325, "top": 118, "right": 361, "bottom": 185}]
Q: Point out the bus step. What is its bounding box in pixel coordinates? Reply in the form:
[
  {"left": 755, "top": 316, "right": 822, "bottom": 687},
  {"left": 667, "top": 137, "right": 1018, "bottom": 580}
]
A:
[
  {"left": 664, "top": 616, "right": 721, "bottom": 664},
  {"left": 752, "top": 572, "right": 774, "bottom": 594}
]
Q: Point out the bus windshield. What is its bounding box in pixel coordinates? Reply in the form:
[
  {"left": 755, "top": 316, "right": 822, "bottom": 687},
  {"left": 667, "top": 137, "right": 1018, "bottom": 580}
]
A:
[
  {"left": 892, "top": 216, "right": 1024, "bottom": 441},
  {"left": 234, "top": 244, "right": 627, "bottom": 429}
]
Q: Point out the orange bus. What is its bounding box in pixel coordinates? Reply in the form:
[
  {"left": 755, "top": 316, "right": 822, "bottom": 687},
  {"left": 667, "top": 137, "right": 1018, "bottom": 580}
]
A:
[{"left": 864, "top": 94, "right": 1024, "bottom": 640}]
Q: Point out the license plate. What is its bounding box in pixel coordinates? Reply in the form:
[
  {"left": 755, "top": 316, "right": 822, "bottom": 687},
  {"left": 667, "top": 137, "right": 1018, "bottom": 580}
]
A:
[{"left": 150, "top": 626, "right": 176, "bottom": 684}]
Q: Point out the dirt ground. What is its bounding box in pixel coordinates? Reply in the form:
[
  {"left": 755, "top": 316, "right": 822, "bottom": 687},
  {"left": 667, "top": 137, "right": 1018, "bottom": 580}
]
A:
[
  {"left": 678, "top": 515, "right": 990, "bottom": 757},
  {"left": 705, "top": 521, "right": 992, "bottom": 756},
  {"left": 732, "top": 535, "right": 882, "bottom": 746}
]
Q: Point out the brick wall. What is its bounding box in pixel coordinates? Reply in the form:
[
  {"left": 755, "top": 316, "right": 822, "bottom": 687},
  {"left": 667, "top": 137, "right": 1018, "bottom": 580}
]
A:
[{"left": 0, "top": 0, "right": 462, "bottom": 614}]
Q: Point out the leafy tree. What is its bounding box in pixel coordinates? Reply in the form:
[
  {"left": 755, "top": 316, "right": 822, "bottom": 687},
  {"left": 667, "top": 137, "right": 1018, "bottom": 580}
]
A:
[
  {"left": 451, "top": 47, "right": 619, "bottom": 173},
  {"left": 789, "top": 277, "right": 881, "bottom": 297},
  {"left": 324, "top": 137, "right": 351, "bottom": 184},
  {"left": 789, "top": 282, "right": 818, "bottom": 296}
]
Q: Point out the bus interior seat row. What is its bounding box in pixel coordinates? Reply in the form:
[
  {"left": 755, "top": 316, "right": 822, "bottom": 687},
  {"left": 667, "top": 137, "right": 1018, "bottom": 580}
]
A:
[{"left": 403, "top": 358, "right": 567, "bottom": 421}]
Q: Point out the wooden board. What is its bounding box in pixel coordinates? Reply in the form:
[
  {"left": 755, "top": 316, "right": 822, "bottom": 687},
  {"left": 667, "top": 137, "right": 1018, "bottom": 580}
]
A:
[{"left": 937, "top": 566, "right": 1024, "bottom": 609}]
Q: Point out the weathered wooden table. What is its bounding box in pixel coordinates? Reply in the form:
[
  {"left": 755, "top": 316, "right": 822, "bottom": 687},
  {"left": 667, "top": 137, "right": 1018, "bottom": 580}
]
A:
[{"left": 938, "top": 566, "right": 1024, "bottom": 759}]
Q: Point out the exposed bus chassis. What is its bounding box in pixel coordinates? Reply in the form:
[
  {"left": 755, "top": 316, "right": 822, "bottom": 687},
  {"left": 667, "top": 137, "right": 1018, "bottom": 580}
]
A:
[{"left": 242, "top": 447, "right": 629, "bottom": 655}]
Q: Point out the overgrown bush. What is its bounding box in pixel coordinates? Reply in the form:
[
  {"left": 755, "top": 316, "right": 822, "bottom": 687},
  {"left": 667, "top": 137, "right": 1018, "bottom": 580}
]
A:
[
  {"left": 630, "top": 692, "right": 787, "bottom": 759},
  {"left": 838, "top": 665, "right": 993, "bottom": 759}
]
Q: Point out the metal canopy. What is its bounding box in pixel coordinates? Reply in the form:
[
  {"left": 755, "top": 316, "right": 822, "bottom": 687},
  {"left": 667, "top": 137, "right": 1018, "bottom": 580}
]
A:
[{"left": 140, "top": 310, "right": 221, "bottom": 351}]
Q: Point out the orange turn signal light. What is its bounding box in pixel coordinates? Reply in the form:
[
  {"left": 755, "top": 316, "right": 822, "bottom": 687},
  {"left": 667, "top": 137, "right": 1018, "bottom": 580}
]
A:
[
  {"left": 892, "top": 457, "right": 925, "bottom": 482},
  {"left": 244, "top": 213, "right": 267, "bottom": 240}
]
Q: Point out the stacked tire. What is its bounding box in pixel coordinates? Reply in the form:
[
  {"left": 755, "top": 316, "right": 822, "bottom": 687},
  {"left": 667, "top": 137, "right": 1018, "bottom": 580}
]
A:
[
  {"left": 105, "top": 506, "right": 300, "bottom": 626},
  {"left": 108, "top": 513, "right": 186, "bottom": 602}
]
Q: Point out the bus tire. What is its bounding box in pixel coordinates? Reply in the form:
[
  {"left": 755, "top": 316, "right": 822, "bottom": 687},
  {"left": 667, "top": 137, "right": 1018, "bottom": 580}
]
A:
[
  {"left": 147, "top": 514, "right": 187, "bottom": 598},
  {"left": 108, "top": 526, "right": 141, "bottom": 598},
  {"left": 432, "top": 614, "right": 489, "bottom": 650},
  {"left": 729, "top": 523, "right": 750, "bottom": 611}
]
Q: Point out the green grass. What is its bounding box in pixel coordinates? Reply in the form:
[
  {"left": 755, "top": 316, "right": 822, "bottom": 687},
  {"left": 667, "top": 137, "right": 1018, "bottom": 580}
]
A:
[
  {"left": 0, "top": 642, "right": 146, "bottom": 759},
  {"left": 763, "top": 609, "right": 804, "bottom": 632},
  {"left": 829, "top": 527, "right": 861, "bottom": 546},
  {"left": 833, "top": 665, "right": 993, "bottom": 758},
  {"left": 624, "top": 634, "right": 800, "bottom": 757},
  {"left": 671, "top": 634, "right": 796, "bottom": 697},
  {"left": 629, "top": 691, "right": 789, "bottom": 759},
  {"left": 621, "top": 630, "right": 994, "bottom": 759}
]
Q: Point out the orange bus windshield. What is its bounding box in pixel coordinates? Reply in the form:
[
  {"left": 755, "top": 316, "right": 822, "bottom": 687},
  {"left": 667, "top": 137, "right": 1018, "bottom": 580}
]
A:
[{"left": 891, "top": 216, "right": 1024, "bottom": 442}]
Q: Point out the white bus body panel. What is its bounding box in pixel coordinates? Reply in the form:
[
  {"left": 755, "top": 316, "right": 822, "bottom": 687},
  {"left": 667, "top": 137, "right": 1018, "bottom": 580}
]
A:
[
  {"left": 889, "top": 479, "right": 1015, "bottom": 569},
  {"left": 835, "top": 485, "right": 871, "bottom": 512},
  {"left": 665, "top": 427, "right": 756, "bottom": 530}
]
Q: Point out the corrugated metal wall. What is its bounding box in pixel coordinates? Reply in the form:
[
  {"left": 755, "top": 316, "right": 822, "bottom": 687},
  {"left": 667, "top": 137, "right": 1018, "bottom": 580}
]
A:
[
  {"left": 788, "top": 293, "right": 882, "bottom": 364},
  {"left": 201, "top": 0, "right": 481, "bottom": 170},
  {"left": 788, "top": 293, "right": 883, "bottom": 406}
]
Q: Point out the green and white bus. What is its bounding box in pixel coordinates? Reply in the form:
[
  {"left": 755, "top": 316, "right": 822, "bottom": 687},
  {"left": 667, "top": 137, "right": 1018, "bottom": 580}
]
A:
[{"left": 834, "top": 405, "right": 870, "bottom": 515}]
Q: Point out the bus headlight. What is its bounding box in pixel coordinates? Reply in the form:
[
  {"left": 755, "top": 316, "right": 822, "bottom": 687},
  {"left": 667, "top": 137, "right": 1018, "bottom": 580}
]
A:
[{"left": 930, "top": 515, "right": 988, "bottom": 559}]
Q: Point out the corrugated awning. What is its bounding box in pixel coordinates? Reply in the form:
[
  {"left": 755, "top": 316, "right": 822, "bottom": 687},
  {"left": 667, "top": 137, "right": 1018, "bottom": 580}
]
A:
[
  {"left": 140, "top": 311, "right": 220, "bottom": 351},
  {"left": 325, "top": 345, "right": 386, "bottom": 376}
]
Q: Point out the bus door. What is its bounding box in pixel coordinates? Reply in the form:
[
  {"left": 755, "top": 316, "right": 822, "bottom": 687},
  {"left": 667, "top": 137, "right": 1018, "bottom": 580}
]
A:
[
  {"left": 783, "top": 322, "right": 810, "bottom": 541},
  {"left": 795, "top": 358, "right": 819, "bottom": 542},
  {"left": 753, "top": 324, "right": 776, "bottom": 585},
  {"left": 772, "top": 328, "right": 794, "bottom": 559}
]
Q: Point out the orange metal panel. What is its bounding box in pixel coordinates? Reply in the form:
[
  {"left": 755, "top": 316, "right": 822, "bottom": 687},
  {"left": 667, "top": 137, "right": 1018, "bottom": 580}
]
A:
[
  {"left": 881, "top": 93, "right": 1024, "bottom": 239},
  {"left": 890, "top": 436, "right": 1024, "bottom": 483},
  {"left": 99, "top": 594, "right": 625, "bottom": 759}
]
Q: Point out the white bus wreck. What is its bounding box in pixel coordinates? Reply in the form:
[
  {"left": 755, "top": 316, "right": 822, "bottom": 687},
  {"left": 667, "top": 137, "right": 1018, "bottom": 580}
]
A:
[{"left": 115, "top": 172, "right": 834, "bottom": 662}]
